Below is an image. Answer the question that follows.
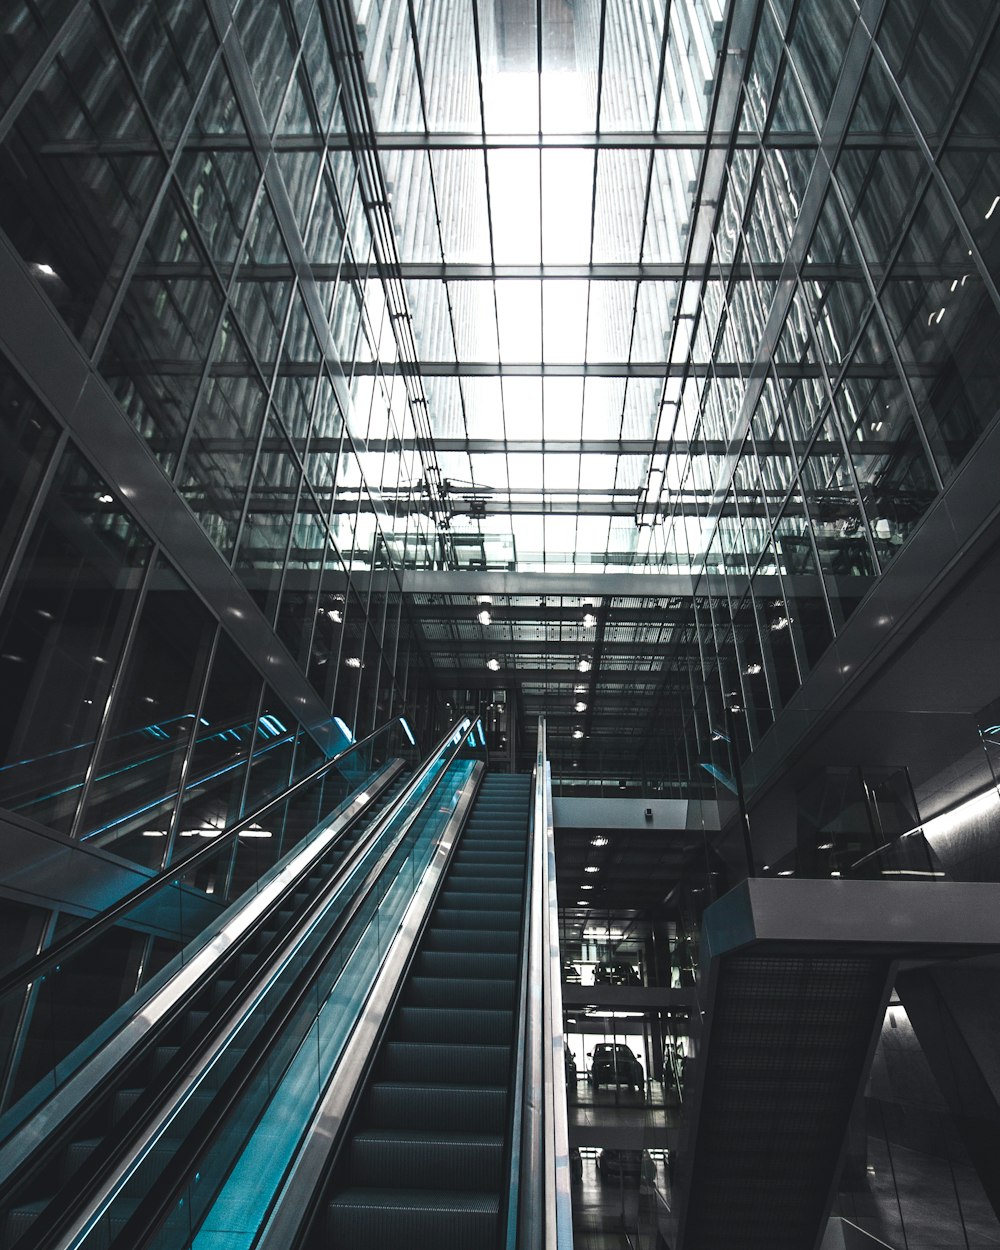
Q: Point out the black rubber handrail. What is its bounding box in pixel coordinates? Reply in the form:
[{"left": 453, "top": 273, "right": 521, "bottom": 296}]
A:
[{"left": 0, "top": 716, "right": 417, "bottom": 1001}]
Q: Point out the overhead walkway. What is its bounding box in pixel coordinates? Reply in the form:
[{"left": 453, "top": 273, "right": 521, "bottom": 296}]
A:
[
  {"left": 0, "top": 715, "right": 572, "bottom": 1250},
  {"left": 674, "top": 878, "right": 1000, "bottom": 1250}
]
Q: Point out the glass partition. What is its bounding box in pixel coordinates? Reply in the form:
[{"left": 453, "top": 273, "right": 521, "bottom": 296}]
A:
[{"left": 0, "top": 715, "right": 418, "bottom": 1130}]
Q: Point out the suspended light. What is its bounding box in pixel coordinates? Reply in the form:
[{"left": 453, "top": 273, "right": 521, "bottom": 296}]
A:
[
  {"left": 572, "top": 728, "right": 584, "bottom": 739},
  {"left": 576, "top": 659, "right": 591, "bottom": 673},
  {"left": 477, "top": 608, "right": 492, "bottom": 625},
  {"left": 487, "top": 657, "right": 500, "bottom": 671},
  {"left": 345, "top": 656, "right": 362, "bottom": 668},
  {"left": 574, "top": 700, "right": 587, "bottom": 712}
]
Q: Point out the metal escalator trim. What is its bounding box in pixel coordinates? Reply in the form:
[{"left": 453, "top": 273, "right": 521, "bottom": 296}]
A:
[
  {"left": 0, "top": 716, "right": 419, "bottom": 1004},
  {"left": 0, "top": 758, "right": 406, "bottom": 1184},
  {"left": 510, "top": 716, "right": 572, "bottom": 1250},
  {"left": 48, "top": 717, "right": 481, "bottom": 1250},
  {"left": 251, "top": 762, "right": 489, "bottom": 1250}
]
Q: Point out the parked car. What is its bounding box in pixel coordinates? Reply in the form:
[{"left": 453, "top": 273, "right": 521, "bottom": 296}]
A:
[
  {"left": 596, "top": 1148, "right": 656, "bottom": 1185},
  {"left": 594, "top": 960, "right": 641, "bottom": 985},
  {"left": 588, "top": 1043, "right": 644, "bottom": 1090}
]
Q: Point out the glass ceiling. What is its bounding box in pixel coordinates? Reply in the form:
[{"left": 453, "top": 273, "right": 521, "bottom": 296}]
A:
[{"left": 348, "top": 0, "right": 727, "bottom": 572}]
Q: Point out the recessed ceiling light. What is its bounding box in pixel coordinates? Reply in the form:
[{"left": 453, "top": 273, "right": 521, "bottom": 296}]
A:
[
  {"left": 477, "top": 608, "right": 492, "bottom": 625},
  {"left": 591, "top": 836, "right": 608, "bottom": 847},
  {"left": 584, "top": 865, "right": 599, "bottom": 874},
  {"left": 580, "top": 884, "right": 593, "bottom": 890},
  {"left": 574, "top": 700, "right": 587, "bottom": 712},
  {"left": 487, "top": 657, "right": 500, "bottom": 671},
  {"left": 345, "top": 656, "right": 362, "bottom": 668},
  {"left": 576, "top": 659, "right": 591, "bottom": 673},
  {"left": 572, "top": 728, "right": 584, "bottom": 739}
]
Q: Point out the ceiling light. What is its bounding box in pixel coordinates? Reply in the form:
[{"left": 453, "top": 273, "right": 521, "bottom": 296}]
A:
[
  {"left": 987, "top": 194, "right": 1000, "bottom": 220},
  {"left": 33, "top": 262, "right": 56, "bottom": 277},
  {"left": 326, "top": 608, "right": 343, "bottom": 623},
  {"left": 345, "top": 656, "right": 362, "bottom": 668},
  {"left": 778, "top": 869, "right": 794, "bottom": 876},
  {"left": 584, "top": 865, "right": 599, "bottom": 874},
  {"left": 769, "top": 616, "right": 789, "bottom": 632},
  {"left": 572, "top": 728, "right": 584, "bottom": 739},
  {"left": 818, "top": 842, "right": 835, "bottom": 851},
  {"left": 574, "top": 700, "right": 587, "bottom": 712},
  {"left": 477, "top": 594, "right": 492, "bottom": 605},
  {"left": 580, "top": 884, "right": 593, "bottom": 890},
  {"left": 486, "top": 657, "right": 500, "bottom": 671},
  {"left": 583, "top": 611, "right": 596, "bottom": 628},
  {"left": 591, "top": 836, "right": 608, "bottom": 847},
  {"left": 477, "top": 608, "right": 492, "bottom": 625},
  {"left": 576, "top": 659, "right": 591, "bottom": 673},
  {"left": 745, "top": 662, "right": 762, "bottom": 675},
  {"left": 97, "top": 492, "right": 113, "bottom": 504}
]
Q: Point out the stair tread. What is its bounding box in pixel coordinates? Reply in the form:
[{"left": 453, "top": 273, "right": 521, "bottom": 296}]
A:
[{"left": 330, "top": 1187, "right": 499, "bottom": 1213}]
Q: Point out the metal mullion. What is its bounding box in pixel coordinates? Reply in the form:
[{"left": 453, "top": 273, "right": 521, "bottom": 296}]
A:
[
  {"left": 172, "top": 168, "right": 273, "bottom": 483},
  {"left": 0, "top": 0, "right": 90, "bottom": 144},
  {"left": 68, "top": 540, "right": 161, "bottom": 841},
  {"left": 87, "top": 36, "right": 234, "bottom": 365},
  {"left": 0, "top": 423, "right": 68, "bottom": 621},
  {"left": 162, "top": 623, "right": 222, "bottom": 869}
]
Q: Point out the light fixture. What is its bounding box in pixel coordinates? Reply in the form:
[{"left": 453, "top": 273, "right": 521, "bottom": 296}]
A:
[
  {"left": 745, "top": 662, "right": 762, "bottom": 675},
  {"left": 477, "top": 608, "right": 492, "bottom": 625},
  {"left": 778, "top": 869, "right": 794, "bottom": 876},
  {"left": 326, "top": 608, "right": 343, "bottom": 623},
  {"left": 33, "top": 262, "right": 56, "bottom": 277},
  {"left": 345, "top": 656, "right": 362, "bottom": 668},
  {"left": 584, "top": 865, "right": 599, "bottom": 874},
  {"left": 987, "top": 194, "right": 1000, "bottom": 220},
  {"left": 582, "top": 605, "right": 596, "bottom": 628},
  {"left": 477, "top": 594, "right": 492, "bottom": 605},
  {"left": 576, "top": 659, "right": 591, "bottom": 673},
  {"left": 572, "top": 728, "right": 584, "bottom": 739},
  {"left": 97, "top": 492, "right": 113, "bottom": 504},
  {"left": 580, "top": 884, "right": 593, "bottom": 891},
  {"left": 769, "top": 616, "right": 789, "bottom": 632},
  {"left": 574, "top": 700, "right": 587, "bottom": 712},
  {"left": 818, "top": 842, "right": 835, "bottom": 851},
  {"left": 591, "top": 836, "right": 608, "bottom": 847},
  {"left": 487, "top": 657, "right": 500, "bottom": 671}
]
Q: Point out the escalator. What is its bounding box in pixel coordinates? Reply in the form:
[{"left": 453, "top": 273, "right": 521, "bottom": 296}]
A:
[
  {"left": 320, "top": 772, "right": 531, "bottom": 1249},
  {"left": 0, "top": 717, "right": 418, "bottom": 1247},
  {"left": 0, "top": 716, "right": 573, "bottom": 1250},
  {"left": 0, "top": 767, "right": 408, "bottom": 1248}
]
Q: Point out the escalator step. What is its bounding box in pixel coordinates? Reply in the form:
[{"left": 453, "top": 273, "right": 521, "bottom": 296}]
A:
[
  {"left": 448, "top": 862, "right": 522, "bottom": 880},
  {"left": 423, "top": 928, "right": 519, "bottom": 953},
  {"left": 211, "top": 978, "right": 236, "bottom": 1005},
  {"left": 366, "top": 1084, "right": 506, "bottom": 1133},
  {"left": 438, "top": 875, "right": 522, "bottom": 894},
  {"left": 182, "top": 1010, "right": 209, "bottom": 1039},
  {"left": 431, "top": 908, "right": 520, "bottom": 931},
  {"left": 415, "top": 951, "right": 517, "bottom": 980},
  {"left": 449, "top": 851, "right": 523, "bottom": 867},
  {"left": 348, "top": 1130, "right": 503, "bottom": 1190},
  {"left": 111, "top": 1088, "right": 142, "bottom": 1125},
  {"left": 380, "top": 1042, "right": 509, "bottom": 1085},
  {"left": 394, "top": 1006, "right": 513, "bottom": 1045},
  {"left": 404, "top": 978, "right": 514, "bottom": 1011},
  {"left": 327, "top": 1187, "right": 498, "bottom": 1250},
  {"left": 436, "top": 891, "right": 520, "bottom": 912},
  {"left": 61, "top": 1137, "right": 100, "bottom": 1181},
  {"left": 151, "top": 1046, "right": 178, "bottom": 1073}
]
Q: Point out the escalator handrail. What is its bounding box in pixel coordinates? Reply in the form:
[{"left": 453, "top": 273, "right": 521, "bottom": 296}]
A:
[
  {"left": 0, "top": 715, "right": 418, "bottom": 1001},
  {"left": 512, "top": 715, "right": 573, "bottom": 1250},
  {"left": 49, "top": 716, "right": 484, "bottom": 1250}
]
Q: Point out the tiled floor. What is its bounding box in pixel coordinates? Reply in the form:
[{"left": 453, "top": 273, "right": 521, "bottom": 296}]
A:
[{"left": 570, "top": 1149, "right": 670, "bottom": 1250}]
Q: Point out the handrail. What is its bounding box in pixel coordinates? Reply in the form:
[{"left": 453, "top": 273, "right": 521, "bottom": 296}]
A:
[
  {"left": 513, "top": 716, "right": 573, "bottom": 1250},
  {"left": 0, "top": 715, "right": 417, "bottom": 1001}
]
